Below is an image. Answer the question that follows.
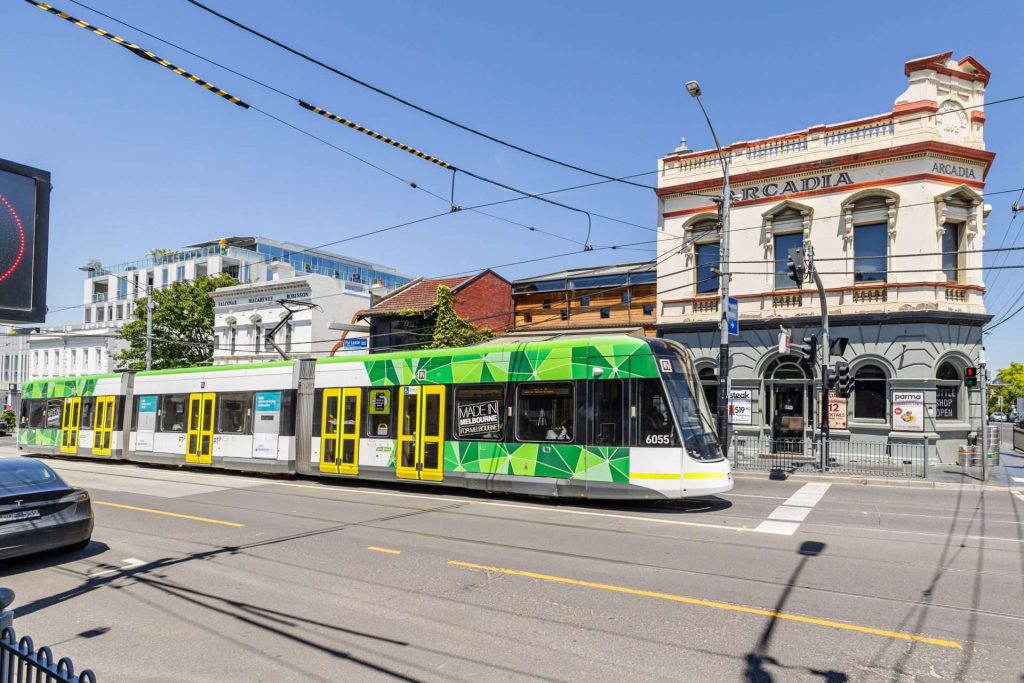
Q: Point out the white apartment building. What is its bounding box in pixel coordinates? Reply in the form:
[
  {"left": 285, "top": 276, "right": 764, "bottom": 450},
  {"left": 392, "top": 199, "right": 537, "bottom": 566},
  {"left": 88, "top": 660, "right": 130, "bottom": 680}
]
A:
[{"left": 656, "top": 52, "right": 993, "bottom": 462}]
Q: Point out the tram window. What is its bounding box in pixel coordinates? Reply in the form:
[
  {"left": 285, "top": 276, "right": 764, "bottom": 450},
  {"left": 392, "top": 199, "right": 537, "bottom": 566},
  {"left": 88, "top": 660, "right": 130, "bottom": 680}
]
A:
[
  {"left": 159, "top": 394, "right": 188, "bottom": 432},
  {"left": 217, "top": 393, "right": 252, "bottom": 434},
  {"left": 132, "top": 396, "right": 140, "bottom": 430},
  {"left": 80, "top": 398, "right": 95, "bottom": 430},
  {"left": 636, "top": 379, "right": 678, "bottom": 447},
  {"left": 592, "top": 380, "right": 624, "bottom": 446},
  {"left": 517, "top": 383, "right": 574, "bottom": 443},
  {"left": 454, "top": 385, "right": 504, "bottom": 441},
  {"left": 112, "top": 398, "right": 124, "bottom": 430},
  {"left": 365, "top": 388, "right": 394, "bottom": 438},
  {"left": 279, "top": 391, "right": 296, "bottom": 436},
  {"left": 312, "top": 388, "right": 323, "bottom": 437},
  {"left": 26, "top": 400, "right": 48, "bottom": 428}
]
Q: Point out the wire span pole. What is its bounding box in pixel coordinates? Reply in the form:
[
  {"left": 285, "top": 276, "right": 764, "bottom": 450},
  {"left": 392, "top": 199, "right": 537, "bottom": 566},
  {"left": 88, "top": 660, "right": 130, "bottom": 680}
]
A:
[{"left": 145, "top": 287, "right": 154, "bottom": 371}]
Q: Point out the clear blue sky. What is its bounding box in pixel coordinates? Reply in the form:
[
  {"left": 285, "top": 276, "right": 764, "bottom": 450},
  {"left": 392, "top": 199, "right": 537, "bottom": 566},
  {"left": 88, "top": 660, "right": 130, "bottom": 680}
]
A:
[{"left": 3, "top": 0, "right": 1023, "bottom": 370}]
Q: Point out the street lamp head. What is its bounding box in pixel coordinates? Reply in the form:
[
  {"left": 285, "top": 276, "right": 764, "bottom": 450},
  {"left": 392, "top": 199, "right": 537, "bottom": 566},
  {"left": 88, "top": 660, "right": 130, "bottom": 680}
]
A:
[{"left": 685, "top": 80, "right": 702, "bottom": 98}]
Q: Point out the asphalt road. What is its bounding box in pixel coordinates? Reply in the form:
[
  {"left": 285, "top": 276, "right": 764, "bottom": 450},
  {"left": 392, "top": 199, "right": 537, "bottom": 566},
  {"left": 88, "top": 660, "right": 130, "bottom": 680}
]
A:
[{"left": 2, "top": 439, "right": 1023, "bottom": 682}]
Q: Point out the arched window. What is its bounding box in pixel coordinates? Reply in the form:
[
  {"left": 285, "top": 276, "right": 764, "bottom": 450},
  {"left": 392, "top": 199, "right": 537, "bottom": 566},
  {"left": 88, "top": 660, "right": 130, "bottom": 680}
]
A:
[
  {"left": 698, "top": 366, "right": 718, "bottom": 416},
  {"left": 935, "top": 361, "right": 960, "bottom": 420},
  {"left": 764, "top": 357, "right": 810, "bottom": 380},
  {"left": 853, "top": 364, "right": 887, "bottom": 420},
  {"left": 251, "top": 316, "right": 263, "bottom": 354}
]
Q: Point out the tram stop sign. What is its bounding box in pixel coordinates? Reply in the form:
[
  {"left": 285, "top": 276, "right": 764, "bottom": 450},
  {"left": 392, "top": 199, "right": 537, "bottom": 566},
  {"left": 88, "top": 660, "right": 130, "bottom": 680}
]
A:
[{"left": 0, "top": 158, "right": 50, "bottom": 323}]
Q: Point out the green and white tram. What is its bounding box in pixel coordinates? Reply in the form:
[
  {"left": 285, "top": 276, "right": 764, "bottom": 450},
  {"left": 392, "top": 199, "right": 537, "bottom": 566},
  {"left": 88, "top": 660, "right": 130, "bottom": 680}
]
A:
[{"left": 17, "top": 336, "right": 732, "bottom": 500}]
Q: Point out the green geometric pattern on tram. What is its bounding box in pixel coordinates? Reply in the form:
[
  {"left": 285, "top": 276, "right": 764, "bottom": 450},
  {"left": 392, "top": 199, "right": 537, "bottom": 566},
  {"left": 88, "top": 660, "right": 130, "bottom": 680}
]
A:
[
  {"left": 17, "top": 428, "right": 60, "bottom": 447},
  {"left": 361, "top": 337, "right": 655, "bottom": 387},
  {"left": 445, "top": 442, "right": 629, "bottom": 483},
  {"left": 22, "top": 378, "right": 99, "bottom": 399}
]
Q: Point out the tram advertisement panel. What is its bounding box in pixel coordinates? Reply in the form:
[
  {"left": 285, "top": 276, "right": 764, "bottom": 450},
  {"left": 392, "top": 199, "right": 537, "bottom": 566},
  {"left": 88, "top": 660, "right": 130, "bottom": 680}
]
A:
[
  {"left": 891, "top": 391, "right": 924, "bottom": 432},
  {"left": 0, "top": 158, "right": 50, "bottom": 323},
  {"left": 456, "top": 400, "right": 500, "bottom": 437}
]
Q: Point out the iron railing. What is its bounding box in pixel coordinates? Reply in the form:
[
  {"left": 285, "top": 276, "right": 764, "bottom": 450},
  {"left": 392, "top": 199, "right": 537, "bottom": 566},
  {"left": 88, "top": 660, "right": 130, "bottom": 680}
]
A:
[
  {"left": 731, "top": 434, "right": 928, "bottom": 478},
  {"left": 0, "top": 627, "right": 96, "bottom": 683}
]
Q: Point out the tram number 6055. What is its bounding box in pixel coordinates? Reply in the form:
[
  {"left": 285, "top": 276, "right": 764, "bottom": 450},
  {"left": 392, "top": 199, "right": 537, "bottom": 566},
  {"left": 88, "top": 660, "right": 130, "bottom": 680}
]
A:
[{"left": 645, "top": 434, "right": 671, "bottom": 446}]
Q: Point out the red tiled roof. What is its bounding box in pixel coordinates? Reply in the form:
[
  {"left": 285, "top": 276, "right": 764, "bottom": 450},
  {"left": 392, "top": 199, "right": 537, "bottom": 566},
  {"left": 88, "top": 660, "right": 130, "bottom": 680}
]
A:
[{"left": 355, "top": 276, "right": 471, "bottom": 318}]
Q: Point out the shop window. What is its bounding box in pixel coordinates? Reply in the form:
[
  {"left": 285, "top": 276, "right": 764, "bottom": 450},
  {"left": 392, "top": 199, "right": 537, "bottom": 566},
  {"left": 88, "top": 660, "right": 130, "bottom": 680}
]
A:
[
  {"left": 560, "top": 309, "right": 569, "bottom": 321},
  {"left": 854, "top": 223, "right": 888, "bottom": 283},
  {"left": 621, "top": 291, "right": 631, "bottom": 304},
  {"left": 580, "top": 296, "right": 590, "bottom": 308},
  {"left": 454, "top": 385, "right": 504, "bottom": 441},
  {"left": 217, "top": 393, "right": 252, "bottom": 434},
  {"left": 853, "top": 364, "right": 887, "bottom": 420},
  {"left": 696, "top": 242, "right": 720, "bottom": 294},
  {"left": 636, "top": 378, "right": 677, "bottom": 446},
  {"left": 516, "top": 383, "right": 574, "bottom": 442},
  {"left": 942, "top": 223, "right": 961, "bottom": 282},
  {"left": 774, "top": 233, "right": 803, "bottom": 289},
  {"left": 600, "top": 307, "right": 610, "bottom": 319},
  {"left": 542, "top": 299, "right": 551, "bottom": 309},
  {"left": 698, "top": 366, "right": 718, "bottom": 418},
  {"left": 936, "top": 361, "right": 960, "bottom": 420},
  {"left": 643, "top": 304, "right": 654, "bottom": 317},
  {"left": 592, "top": 380, "right": 624, "bottom": 446},
  {"left": 523, "top": 312, "right": 533, "bottom": 323},
  {"left": 159, "top": 394, "right": 188, "bottom": 432}
]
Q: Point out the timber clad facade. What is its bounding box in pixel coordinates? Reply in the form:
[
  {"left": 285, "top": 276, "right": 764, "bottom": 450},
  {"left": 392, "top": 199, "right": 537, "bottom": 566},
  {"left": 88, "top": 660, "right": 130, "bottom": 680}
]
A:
[
  {"left": 656, "top": 52, "right": 994, "bottom": 463},
  {"left": 512, "top": 263, "right": 657, "bottom": 335}
]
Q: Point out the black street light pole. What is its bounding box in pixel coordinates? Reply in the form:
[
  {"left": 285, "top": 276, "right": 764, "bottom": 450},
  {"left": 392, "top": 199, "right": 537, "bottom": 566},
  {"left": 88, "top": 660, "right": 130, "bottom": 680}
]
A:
[{"left": 687, "top": 80, "right": 732, "bottom": 454}]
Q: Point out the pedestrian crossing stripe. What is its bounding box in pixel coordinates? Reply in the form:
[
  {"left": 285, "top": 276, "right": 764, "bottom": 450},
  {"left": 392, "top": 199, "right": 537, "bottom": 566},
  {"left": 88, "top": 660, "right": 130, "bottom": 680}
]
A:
[{"left": 25, "top": 0, "right": 250, "bottom": 109}]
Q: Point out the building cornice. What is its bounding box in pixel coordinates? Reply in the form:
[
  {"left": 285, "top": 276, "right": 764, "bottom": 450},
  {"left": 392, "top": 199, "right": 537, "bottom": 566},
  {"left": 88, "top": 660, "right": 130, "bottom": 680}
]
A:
[
  {"left": 657, "top": 141, "right": 995, "bottom": 200},
  {"left": 657, "top": 310, "right": 991, "bottom": 334}
]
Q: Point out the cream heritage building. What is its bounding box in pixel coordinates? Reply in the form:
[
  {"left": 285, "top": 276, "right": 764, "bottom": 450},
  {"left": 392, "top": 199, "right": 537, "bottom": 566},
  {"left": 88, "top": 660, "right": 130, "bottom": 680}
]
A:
[{"left": 656, "top": 52, "right": 994, "bottom": 463}]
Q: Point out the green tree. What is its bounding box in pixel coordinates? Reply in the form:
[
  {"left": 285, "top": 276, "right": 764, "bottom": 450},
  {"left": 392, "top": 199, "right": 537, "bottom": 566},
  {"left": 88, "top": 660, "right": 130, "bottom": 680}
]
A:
[
  {"left": 115, "top": 273, "right": 236, "bottom": 370},
  {"left": 1, "top": 409, "right": 14, "bottom": 432},
  {"left": 425, "top": 285, "right": 493, "bottom": 349},
  {"left": 988, "top": 361, "right": 1024, "bottom": 415}
]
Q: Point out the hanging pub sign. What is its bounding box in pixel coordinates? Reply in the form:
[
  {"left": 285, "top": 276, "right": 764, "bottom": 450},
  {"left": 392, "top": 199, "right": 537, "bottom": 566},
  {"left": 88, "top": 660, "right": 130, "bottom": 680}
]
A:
[
  {"left": 456, "top": 400, "right": 501, "bottom": 437},
  {"left": 828, "top": 391, "right": 848, "bottom": 430},
  {"left": 891, "top": 391, "right": 924, "bottom": 432}
]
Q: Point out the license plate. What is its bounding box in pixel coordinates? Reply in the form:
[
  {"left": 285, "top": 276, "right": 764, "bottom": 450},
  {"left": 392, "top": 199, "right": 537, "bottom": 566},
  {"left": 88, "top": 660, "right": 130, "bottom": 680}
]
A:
[{"left": 0, "top": 509, "right": 41, "bottom": 522}]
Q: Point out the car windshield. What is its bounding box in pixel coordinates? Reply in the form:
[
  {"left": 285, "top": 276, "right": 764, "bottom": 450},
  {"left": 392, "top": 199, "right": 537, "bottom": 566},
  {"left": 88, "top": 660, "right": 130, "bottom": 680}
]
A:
[{"left": 0, "top": 460, "right": 65, "bottom": 495}]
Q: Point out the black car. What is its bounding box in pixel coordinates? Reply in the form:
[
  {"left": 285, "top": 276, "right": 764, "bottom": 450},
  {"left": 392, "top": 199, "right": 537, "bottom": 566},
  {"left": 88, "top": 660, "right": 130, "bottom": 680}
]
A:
[{"left": 0, "top": 458, "right": 93, "bottom": 561}]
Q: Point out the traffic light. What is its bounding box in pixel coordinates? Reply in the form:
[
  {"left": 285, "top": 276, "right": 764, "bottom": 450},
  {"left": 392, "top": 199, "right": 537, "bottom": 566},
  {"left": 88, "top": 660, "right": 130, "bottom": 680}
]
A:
[
  {"left": 835, "top": 360, "right": 852, "bottom": 397},
  {"left": 965, "top": 367, "right": 978, "bottom": 387},
  {"left": 786, "top": 247, "right": 806, "bottom": 287},
  {"left": 826, "top": 366, "right": 838, "bottom": 390},
  {"left": 803, "top": 335, "right": 818, "bottom": 367}
]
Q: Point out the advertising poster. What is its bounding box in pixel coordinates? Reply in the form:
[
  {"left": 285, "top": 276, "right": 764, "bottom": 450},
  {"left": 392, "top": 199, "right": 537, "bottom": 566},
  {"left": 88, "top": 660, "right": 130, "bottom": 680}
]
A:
[
  {"left": 891, "top": 391, "right": 924, "bottom": 432},
  {"left": 728, "top": 390, "right": 752, "bottom": 425},
  {"left": 456, "top": 400, "right": 501, "bottom": 437},
  {"left": 369, "top": 389, "right": 390, "bottom": 415},
  {"left": 828, "top": 391, "right": 848, "bottom": 430}
]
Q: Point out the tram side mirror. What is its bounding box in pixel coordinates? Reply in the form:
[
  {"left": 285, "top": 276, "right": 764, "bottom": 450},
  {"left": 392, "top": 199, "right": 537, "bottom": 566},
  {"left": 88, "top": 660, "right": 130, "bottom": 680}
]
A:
[{"left": 798, "top": 541, "right": 825, "bottom": 557}]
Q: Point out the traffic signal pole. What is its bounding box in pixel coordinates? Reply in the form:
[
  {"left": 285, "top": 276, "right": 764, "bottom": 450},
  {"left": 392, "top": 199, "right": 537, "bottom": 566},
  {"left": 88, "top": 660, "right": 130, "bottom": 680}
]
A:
[{"left": 806, "top": 246, "right": 830, "bottom": 470}]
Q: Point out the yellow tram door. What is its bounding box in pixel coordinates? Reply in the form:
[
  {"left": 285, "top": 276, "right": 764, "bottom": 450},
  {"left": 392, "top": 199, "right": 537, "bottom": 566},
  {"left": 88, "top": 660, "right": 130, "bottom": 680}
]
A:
[
  {"left": 60, "top": 397, "right": 81, "bottom": 454},
  {"left": 396, "top": 386, "right": 445, "bottom": 482},
  {"left": 338, "top": 388, "right": 361, "bottom": 476},
  {"left": 418, "top": 385, "right": 445, "bottom": 482},
  {"left": 320, "top": 388, "right": 341, "bottom": 473},
  {"left": 396, "top": 388, "right": 419, "bottom": 480},
  {"left": 93, "top": 396, "right": 115, "bottom": 456},
  {"left": 185, "top": 392, "right": 216, "bottom": 464}
]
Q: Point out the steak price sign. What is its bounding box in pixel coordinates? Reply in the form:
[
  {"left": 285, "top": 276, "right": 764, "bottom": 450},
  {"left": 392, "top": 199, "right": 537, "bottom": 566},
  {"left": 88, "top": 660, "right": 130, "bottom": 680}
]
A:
[
  {"left": 891, "top": 391, "right": 924, "bottom": 432},
  {"left": 728, "top": 390, "right": 752, "bottom": 425}
]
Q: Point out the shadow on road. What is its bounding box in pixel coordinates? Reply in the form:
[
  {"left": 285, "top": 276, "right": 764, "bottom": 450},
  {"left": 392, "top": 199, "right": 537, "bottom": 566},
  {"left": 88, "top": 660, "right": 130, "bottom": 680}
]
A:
[
  {"left": 0, "top": 540, "right": 110, "bottom": 578},
  {"left": 743, "top": 540, "right": 849, "bottom": 682}
]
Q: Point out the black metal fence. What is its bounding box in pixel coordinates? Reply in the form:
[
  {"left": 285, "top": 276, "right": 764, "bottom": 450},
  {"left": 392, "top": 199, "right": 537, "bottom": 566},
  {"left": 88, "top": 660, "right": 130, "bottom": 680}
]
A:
[
  {"left": 731, "top": 434, "right": 928, "bottom": 478},
  {"left": 0, "top": 627, "right": 96, "bottom": 683}
]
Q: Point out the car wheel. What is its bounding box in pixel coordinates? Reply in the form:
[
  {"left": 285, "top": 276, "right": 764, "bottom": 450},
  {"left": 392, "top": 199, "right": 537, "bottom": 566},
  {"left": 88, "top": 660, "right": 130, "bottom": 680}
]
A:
[{"left": 65, "top": 537, "right": 91, "bottom": 552}]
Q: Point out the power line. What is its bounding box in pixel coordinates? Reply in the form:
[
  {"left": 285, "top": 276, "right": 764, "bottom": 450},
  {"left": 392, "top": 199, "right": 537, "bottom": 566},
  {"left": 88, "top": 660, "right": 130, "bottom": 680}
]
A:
[{"left": 180, "top": 0, "right": 658, "bottom": 191}]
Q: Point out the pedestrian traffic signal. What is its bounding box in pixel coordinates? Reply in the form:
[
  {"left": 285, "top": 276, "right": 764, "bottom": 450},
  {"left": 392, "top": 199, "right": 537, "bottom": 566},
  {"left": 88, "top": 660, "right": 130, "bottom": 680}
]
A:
[
  {"left": 965, "top": 366, "right": 978, "bottom": 387},
  {"left": 786, "top": 247, "right": 806, "bottom": 287},
  {"left": 835, "top": 360, "right": 852, "bottom": 397}
]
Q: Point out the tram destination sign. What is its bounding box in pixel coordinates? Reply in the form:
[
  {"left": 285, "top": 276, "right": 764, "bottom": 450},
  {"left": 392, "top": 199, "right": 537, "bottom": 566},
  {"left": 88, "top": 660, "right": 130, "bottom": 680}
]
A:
[{"left": 0, "top": 158, "right": 50, "bottom": 323}]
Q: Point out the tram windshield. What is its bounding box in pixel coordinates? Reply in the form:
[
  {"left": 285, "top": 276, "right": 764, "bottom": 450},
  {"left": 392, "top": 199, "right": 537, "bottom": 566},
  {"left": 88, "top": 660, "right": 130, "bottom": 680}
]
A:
[{"left": 662, "top": 349, "right": 723, "bottom": 462}]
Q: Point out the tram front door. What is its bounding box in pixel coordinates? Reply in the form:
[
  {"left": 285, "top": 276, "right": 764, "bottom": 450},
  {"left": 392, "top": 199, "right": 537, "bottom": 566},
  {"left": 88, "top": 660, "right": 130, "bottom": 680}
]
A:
[
  {"left": 396, "top": 386, "right": 445, "bottom": 482},
  {"left": 186, "top": 392, "right": 216, "bottom": 464},
  {"left": 60, "top": 397, "right": 81, "bottom": 455}
]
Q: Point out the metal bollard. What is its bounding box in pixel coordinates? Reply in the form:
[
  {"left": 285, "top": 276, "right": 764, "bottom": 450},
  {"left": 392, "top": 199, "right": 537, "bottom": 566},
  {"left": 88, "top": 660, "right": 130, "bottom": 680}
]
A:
[{"left": 0, "top": 587, "right": 14, "bottom": 631}]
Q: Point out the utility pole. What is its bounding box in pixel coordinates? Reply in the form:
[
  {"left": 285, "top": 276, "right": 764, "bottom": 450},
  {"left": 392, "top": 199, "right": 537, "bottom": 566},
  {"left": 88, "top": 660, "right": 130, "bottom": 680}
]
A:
[
  {"left": 145, "top": 287, "right": 154, "bottom": 371},
  {"left": 807, "top": 245, "right": 830, "bottom": 470},
  {"left": 686, "top": 80, "right": 731, "bottom": 454},
  {"left": 979, "top": 347, "right": 988, "bottom": 481}
]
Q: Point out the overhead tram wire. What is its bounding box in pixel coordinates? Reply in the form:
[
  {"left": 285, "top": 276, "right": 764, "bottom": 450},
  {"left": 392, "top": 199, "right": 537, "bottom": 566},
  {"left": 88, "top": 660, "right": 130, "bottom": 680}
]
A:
[
  {"left": 180, "top": 0, "right": 660, "bottom": 191},
  {"left": 54, "top": 0, "right": 658, "bottom": 244}
]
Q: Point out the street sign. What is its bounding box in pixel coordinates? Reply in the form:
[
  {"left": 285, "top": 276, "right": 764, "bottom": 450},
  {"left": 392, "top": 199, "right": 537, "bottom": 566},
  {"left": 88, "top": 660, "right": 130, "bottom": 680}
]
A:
[
  {"left": 342, "top": 337, "right": 368, "bottom": 350},
  {"left": 727, "top": 297, "right": 738, "bottom": 336},
  {"left": 0, "top": 158, "right": 50, "bottom": 323}
]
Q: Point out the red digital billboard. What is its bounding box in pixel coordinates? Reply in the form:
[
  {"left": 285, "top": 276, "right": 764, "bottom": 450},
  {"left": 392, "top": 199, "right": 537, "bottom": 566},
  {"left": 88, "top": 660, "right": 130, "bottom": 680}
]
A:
[{"left": 0, "top": 159, "right": 50, "bottom": 323}]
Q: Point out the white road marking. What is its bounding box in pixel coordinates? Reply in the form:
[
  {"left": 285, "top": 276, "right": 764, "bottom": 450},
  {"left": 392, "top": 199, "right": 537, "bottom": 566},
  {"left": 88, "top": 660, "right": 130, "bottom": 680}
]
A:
[
  {"left": 90, "top": 557, "right": 145, "bottom": 578},
  {"left": 1011, "top": 477, "right": 1024, "bottom": 483},
  {"left": 754, "top": 483, "right": 831, "bottom": 536}
]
